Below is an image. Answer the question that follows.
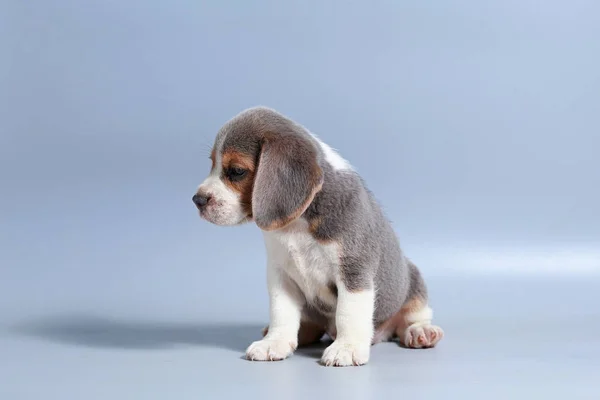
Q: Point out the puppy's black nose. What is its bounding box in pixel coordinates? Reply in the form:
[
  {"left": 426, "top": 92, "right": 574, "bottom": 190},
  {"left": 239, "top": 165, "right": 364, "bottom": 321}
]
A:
[{"left": 192, "top": 193, "right": 211, "bottom": 208}]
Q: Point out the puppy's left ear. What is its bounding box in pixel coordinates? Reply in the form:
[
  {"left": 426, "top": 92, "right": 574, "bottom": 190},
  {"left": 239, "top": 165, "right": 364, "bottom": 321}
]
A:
[{"left": 252, "top": 133, "right": 323, "bottom": 231}]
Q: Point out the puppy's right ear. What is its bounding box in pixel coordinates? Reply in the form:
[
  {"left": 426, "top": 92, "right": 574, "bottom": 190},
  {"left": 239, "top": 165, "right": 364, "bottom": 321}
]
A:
[{"left": 252, "top": 133, "right": 323, "bottom": 231}]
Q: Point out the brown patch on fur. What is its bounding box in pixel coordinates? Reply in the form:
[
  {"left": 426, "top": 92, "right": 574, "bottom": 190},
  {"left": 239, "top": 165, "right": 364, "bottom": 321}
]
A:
[
  {"left": 400, "top": 296, "right": 427, "bottom": 315},
  {"left": 222, "top": 150, "right": 255, "bottom": 172},
  {"left": 395, "top": 297, "right": 427, "bottom": 337},
  {"left": 262, "top": 321, "right": 325, "bottom": 347},
  {"left": 308, "top": 216, "right": 322, "bottom": 233},
  {"left": 221, "top": 150, "right": 256, "bottom": 216},
  {"left": 393, "top": 297, "right": 443, "bottom": 348},
  {"left": 297, "top": 320, "right": 326, "bottom": 346},
  {"left": 307, "top": 216, "right": 334, "bottom": 243},
  {"left": 373, "top": 296, "right": 428, "bottom": 344}
]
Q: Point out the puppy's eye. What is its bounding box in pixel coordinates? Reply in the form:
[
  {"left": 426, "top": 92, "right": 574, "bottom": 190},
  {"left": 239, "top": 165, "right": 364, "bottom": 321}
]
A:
[{"left": 226, "top": 167, "right": 247, "bottom": 181}]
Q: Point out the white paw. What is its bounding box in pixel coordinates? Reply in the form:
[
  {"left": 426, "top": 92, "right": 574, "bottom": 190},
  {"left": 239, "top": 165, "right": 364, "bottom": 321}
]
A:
[
  {"left": 245, "top": 339, "right": 297, "bottom": 361},
  {"left": 321, "top": 340, "right": 370, "bottom": 367},
  {"left": 402, "top": 324, "right": 444, "bottom": 349}
]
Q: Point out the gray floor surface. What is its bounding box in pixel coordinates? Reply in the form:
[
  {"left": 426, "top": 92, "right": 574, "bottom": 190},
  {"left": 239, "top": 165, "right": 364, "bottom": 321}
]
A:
[{"left": 2, "top": 276, "right": 599, "bottom": 399}]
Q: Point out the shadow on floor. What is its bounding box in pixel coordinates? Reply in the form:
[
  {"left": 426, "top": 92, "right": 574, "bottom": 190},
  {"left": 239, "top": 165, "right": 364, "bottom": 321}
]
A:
[
  {"left": 295, "top": 341, "right": 330, "bottom": 359},
  {"left": 9, "top": 314, "right": 265, "bottom": 352}
]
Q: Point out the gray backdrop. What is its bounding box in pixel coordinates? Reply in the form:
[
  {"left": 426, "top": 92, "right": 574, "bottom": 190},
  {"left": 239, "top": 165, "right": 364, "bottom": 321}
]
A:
[{"left": 2, "top": 1, "right": 599, "bottom": 399}]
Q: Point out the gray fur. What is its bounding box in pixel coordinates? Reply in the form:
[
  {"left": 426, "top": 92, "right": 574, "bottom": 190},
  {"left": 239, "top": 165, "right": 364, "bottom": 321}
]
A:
[
  {"left": 406, "top": 259, "right": 428, "bottom": 303},
  {"left": 210, "top": 106, "right": 429, "bottom": 326},
  {"left": 252, "top": 133, "right": 323, "bottom": 230},
  {"left": 304, "top": 156, "right": 426, "bottom": 325}
]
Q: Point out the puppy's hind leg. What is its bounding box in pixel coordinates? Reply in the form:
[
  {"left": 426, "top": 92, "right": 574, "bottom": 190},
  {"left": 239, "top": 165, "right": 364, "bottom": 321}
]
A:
[
  {"left": 393, "top": 260, "right": 444, "bottom": 349},
  {"left": 395, "top": 297, "right": 444, "bottom": 349}
]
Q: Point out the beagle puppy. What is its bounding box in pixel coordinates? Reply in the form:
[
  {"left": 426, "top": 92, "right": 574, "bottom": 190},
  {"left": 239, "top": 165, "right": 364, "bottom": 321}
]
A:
[{"left": 193, "top": 107, "right": 443, "bottom": 366}]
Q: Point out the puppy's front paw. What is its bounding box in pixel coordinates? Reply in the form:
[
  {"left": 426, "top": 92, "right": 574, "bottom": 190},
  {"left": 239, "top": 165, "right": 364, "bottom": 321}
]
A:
[
  {"left": 245, "top": 339, "right": 297, "bottom": 361},
  {"left": 321, "top": 340, "right": 370, "bottom": 367}
]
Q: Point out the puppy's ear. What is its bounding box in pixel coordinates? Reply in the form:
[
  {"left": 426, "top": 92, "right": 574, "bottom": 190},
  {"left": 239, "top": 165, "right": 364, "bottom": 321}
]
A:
[{"left": 252, "top": 133, "right": 323, "bottom": 231}]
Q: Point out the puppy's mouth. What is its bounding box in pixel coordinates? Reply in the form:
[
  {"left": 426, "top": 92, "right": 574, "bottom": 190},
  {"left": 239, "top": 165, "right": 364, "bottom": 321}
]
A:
[
  {"left": 196, "top": 204, "right": 215, "bottom": 222},
  {"left": 196, "top": 203, "right": 250, "bottom": 226}
]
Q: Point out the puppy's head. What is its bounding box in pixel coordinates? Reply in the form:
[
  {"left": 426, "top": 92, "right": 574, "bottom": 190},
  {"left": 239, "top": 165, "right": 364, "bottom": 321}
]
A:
[{"left": 193, "top": 107, "right": 324, "bottom": 230}]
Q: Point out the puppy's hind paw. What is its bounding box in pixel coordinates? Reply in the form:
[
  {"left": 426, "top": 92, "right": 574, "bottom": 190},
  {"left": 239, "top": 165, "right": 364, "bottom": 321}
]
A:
[{"left": 402, "top": 324, "right": 444, "bottom": 349}]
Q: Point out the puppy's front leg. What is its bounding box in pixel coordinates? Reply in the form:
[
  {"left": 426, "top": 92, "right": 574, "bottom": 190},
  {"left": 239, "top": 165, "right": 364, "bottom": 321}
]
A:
[
  {"left": 321, "top": 280, "right": 375, "bottom": 367},
  {"left": 245, "top": 267, "right": 304, "bottom": 361}
]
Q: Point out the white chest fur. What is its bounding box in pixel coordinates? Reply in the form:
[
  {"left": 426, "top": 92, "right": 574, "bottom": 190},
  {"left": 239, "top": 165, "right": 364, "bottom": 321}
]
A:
[{"left": 263, "top": 219, "right": 339, "bottom": 308}]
